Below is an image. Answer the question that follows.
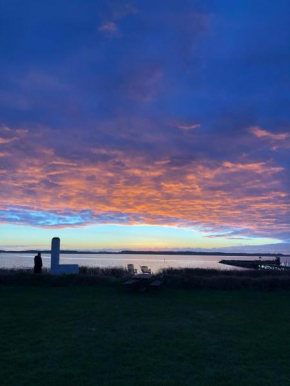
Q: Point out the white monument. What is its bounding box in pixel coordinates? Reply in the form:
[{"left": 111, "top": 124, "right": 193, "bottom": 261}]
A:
[{"left": 51, "top": 237, "right": 79, "bottom": 275}]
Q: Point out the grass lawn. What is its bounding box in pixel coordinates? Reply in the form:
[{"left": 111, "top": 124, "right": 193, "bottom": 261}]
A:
[{"left": 1, "top": 286, "right": 290, "bottom": 386}]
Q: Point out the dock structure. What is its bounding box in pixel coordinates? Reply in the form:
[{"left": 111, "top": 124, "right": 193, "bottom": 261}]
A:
[{"left": 219, "top": 257, "right": 287, "bottom": 270}]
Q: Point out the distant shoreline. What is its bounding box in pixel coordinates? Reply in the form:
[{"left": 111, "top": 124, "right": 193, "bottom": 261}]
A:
[{"left": 0, "top": 250, "right": 289, "bottom": 257}]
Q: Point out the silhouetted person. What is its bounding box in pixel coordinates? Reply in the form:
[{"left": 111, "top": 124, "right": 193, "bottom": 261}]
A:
[{"left": 34, "top": 252, "right": 43, "bottom": 273}]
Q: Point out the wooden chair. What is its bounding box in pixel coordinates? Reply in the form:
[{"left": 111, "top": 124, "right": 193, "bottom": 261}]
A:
[
  {"left": 140, "top": 266, "right": 152, "bottom": 274},
  {"left": 127, "top": 264, "right": 137, "bottom": 275}
]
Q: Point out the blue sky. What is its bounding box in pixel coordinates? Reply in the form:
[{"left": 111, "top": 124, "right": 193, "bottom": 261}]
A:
[{"left": 0, "top": 0, "right": 289, "bottom": 251}]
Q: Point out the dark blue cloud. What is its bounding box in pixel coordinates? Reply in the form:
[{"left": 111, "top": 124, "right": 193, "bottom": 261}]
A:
[{"left": 2, "top": 0, "right": 290, "bottom": 130}]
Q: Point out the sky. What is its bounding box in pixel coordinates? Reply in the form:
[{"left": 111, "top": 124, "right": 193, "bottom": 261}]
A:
[{"left": 0, "top": 0, "right": 290, "bottom": 251}]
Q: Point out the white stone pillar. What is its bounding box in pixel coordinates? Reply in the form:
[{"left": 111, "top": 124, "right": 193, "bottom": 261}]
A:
[
  {"left": 50, "top": 237, "right": 79, "bottom": 275},
  {"left": 51, "top": 237, "right": 60, "bottom": 274}
]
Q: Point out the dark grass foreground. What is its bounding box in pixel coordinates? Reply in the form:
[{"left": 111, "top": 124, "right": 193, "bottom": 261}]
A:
[
  {"left": 1, "top": 286, "right": 290, "bottom": 386},
  {"left": 2, "top": 267, "right": 290, "bottom": 290}
]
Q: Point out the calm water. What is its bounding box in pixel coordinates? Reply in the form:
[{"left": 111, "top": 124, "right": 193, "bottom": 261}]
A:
[{"left": 1, "top": 253, "right": 289, "bottom": 272}]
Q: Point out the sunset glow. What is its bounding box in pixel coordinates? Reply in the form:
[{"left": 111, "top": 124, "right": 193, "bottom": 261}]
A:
[{"left": 1, "top": 1, "right": 289, "bottom": 251}]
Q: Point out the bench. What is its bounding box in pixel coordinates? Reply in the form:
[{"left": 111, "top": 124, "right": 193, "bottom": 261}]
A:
[
  {"left": 149, "top": 280, "right": 163, "bottom": 292},
  {"left": 149, "top": 280, "right": 162, "bottom": 287},
  {"left": 123, "top": 279, "right": 139, "bottom": 286},
  {"left": 123, "top": 278, "right": 163, "bottom": 293}
]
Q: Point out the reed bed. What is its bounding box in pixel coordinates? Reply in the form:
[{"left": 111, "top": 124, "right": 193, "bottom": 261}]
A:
[
  {"left": 1, "top": 266, "right": 290, "bottom": 290},
  {"left": 160, "top": 267, "right": 290, "bottom": 290}
]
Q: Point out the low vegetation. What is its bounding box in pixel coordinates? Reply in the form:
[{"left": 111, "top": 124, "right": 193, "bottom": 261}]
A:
[
  {"left": 1, "top": 266, "right": 290, "bottom": 290},
  {"left": 160, "top": 267, "right": 290, "bottom": 290}
]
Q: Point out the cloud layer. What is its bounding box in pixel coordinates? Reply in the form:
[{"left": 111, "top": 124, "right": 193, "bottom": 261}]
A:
[{"left": 0, "top": 0, "right": 290, "bottom": 243}]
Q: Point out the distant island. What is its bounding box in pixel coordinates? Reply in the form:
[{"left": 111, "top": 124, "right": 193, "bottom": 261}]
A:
[{"left": 0, "top": 250, "right": 289, "bottom": 257}]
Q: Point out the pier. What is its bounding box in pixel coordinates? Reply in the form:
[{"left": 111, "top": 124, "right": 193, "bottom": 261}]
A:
[{"left": 219, "top": 257, "right": 290, "bottom": 271}]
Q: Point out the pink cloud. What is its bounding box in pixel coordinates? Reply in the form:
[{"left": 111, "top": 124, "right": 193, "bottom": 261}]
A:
[
  {"left": 0, "top": 122, "right": 289, "bottom": 240},
  {"left": 249, "top": 126, "right": 290, "bottom": 141},
  {"left": 99, "top": 21, "right": 121, "bottom": 37},
  {"left": 0, "top": 137, "right": 16, "bottom": 144},
  {"left": 176, "top": 123, "right": 200, "bottom": 130},
  {"left": 0, "top": 151, "right": 10, "bottom": 157},
  {"left": 249, "top": 126, "right": 290, "bottom": 150},
  {"left": 222, "top": 161, "right": 284, "bottom": 174}
]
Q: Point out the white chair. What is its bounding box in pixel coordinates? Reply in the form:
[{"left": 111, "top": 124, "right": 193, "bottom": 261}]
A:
[
  {"left": 140, "top": 266, "right": 152, "bottom": 274},
  {"left": 127, "top": 264, "right": 137, "bottom": 275}
]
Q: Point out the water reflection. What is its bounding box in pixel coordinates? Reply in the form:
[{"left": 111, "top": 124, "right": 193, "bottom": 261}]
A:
[{"left": 1, "top": 253, "right": 289, "bottom": 272}]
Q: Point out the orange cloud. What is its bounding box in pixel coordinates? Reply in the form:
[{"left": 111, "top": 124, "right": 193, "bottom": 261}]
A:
[{"left": 0, "top": 125, "right": 289, "bottom": 240}]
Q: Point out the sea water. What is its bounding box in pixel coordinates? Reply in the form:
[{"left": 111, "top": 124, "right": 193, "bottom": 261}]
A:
[{"left": 1, "top": 253, "right": 289, "bottom": 272}]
